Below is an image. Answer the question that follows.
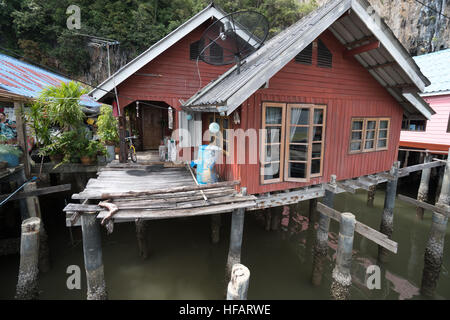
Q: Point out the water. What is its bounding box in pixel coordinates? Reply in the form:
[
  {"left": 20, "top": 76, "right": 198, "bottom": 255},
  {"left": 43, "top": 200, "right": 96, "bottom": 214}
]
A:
[{"left": 0, "top": 178, "right": 449, "bottom": 300}]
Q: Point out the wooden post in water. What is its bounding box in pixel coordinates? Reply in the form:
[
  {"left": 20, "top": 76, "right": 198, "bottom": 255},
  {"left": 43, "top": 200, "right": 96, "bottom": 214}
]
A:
[
  {"left": 81, "top": 212, "right": 107, "bottom": 300},
  {"left": 421, "top": 150, "right": 449, "bottom": 297},
  {"left": 264, "top": 209, "right": 271, "bottom": 231},
  {"left": 435, "top": 165, "right": 444, "bottom": 204},
  {"left": 367, "top": 185, "right": 376, "bottom": 207},
  {"left": 309, "top": 198, "right": 318, "bottom": 224},
  {"left": 15, "top": 217, "right": 40, "bottom": 300},
  {"left": 24, "top": 182, "right": 50, "bottom": 273},
  {"left": 135, "top": 219, "right": 149, "bottom": 259},
  {"left": 312, "top": 175, "right": 336, "bottom": 286},
  {"left": 226, "top": 263, "right": 250, "bottom": 300},
  {"left": 416, "top": 154, "right": 432, "bottom": 220},
  {"left": 226, "top": 188, "right": 247, "bottom": 283},
  {"left": 330, "top": 212, "right": 356, "bottom": 300},
  {"left": 211, "top": 214, "right": 221, "bottom": 244},
  {"left": 378, "top": 162, "right": 399, "bottom": 263},
  {"left": 118, "top": 115, "right": 127, "bottom": 163},
  {"left": 271, "top": 207, "right": 281, "bottom": 231}
]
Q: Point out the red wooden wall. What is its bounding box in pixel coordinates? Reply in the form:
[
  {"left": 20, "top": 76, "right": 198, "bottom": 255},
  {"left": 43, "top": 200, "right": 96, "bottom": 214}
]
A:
[
  {"left": 224, "top": 30, "right": 403, "bottom": 195},
  {"left": 114, "top": 21, "right": 230, "bottom": 111}
]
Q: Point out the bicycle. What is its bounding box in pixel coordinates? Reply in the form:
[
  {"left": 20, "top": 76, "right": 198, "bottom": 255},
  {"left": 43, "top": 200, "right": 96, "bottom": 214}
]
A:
[{"left": 124, "top": 135, "right": 138, "bottom": 163}]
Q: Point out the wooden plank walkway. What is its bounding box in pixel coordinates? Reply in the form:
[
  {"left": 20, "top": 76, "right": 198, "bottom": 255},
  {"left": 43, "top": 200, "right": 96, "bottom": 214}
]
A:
[{"left": 64, "top": 161, "right": 257, "bottom": 225}]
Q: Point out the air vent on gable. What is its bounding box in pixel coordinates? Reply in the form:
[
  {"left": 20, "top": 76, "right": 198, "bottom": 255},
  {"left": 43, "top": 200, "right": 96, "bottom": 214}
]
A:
[
  {"left": 317, "top": 39, "right": 332, "bottom": 68},
  {"left": 294, "top": 43, "right": 313, "bottom": 65},
  {"left": 190, "top": 40, "right": 201, "bottom": 60},
  {"left": 210, "top": 41, "right": 224, "bottom": 64}
]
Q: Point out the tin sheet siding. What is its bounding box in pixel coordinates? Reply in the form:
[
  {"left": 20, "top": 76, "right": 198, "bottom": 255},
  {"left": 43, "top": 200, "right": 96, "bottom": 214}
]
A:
[
  {"left": 230, "top": 31, "right": 403, "bottom": 194},
  {"left": 116, "top": 21, "right": 230, "bottom": 110}
]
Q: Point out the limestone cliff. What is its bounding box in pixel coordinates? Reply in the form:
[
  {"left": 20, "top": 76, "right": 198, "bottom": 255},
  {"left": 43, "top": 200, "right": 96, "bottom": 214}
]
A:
[{"left": 314, "top": 0, "right": 450, "bottom": 55}]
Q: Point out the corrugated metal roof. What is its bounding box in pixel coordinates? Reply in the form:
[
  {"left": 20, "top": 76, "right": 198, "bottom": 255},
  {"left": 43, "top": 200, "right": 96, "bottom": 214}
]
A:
[
  {"left": 183, "top": 0, "right": 434, "bottom": 120},
  {"left": 413, "top": 48, "right": 450, "bottom": 95},
  {"left": 0, "top": 53, "right": 101, "bottom": 108}
]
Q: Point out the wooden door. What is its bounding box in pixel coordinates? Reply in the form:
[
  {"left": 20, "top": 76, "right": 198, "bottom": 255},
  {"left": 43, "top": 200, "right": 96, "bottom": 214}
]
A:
[{"left": 142, "top": 107, "right": 162, "bottom": 150}]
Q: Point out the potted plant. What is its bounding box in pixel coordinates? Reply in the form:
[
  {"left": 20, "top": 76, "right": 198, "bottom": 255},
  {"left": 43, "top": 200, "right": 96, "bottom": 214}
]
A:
[
  {"left": 39, "top": 140, "right": 64, "bottom": 163},
  {"left": 97, "top": 105, "right": 119, "bottom": 162},
  {"left": 81, "top": 140, "right": 106, "bottom": 165}
]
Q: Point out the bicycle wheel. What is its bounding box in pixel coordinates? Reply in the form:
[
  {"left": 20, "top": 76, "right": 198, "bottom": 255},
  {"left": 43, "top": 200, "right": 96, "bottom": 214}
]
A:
[{"left": 129, "top": 145, "right": 137, "bottom": 163}]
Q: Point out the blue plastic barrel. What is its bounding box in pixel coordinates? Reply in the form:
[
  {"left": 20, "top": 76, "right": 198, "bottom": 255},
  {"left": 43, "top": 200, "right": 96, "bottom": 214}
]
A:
[
  {"left": 0, "top": 153, "right": 19, "bottom": 167},
  {"left": 190, "top": 145, "right": 218, "bottom": 184}
]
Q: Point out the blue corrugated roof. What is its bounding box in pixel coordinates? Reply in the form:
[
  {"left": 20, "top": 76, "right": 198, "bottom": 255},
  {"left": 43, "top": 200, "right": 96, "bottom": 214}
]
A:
[
  {"left": 0, "top": 53, "right": 101, "bottom": 108},
  {"left": 413, "top": 48, "right": 450, "bottom": 94}
]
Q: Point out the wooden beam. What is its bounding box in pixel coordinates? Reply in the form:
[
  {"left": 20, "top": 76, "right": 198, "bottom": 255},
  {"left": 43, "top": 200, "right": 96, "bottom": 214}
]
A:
[
  {"left": 367, "top": 61, "right": 396, "bottom": 70},
  {"left": 31, "top": 163, "right": 101, "bottom": 174},
  {"left": 251, "top": 186, "right": 324, "bottom": 210},
  {"left": 336, "top": 182, "right": 356, "bottom": 194},
  {"left": 0, "top": 184, "right": 71, "bottom": 202},
  {"left": 317, "top": 202, "right": 398, "bottom": 253},
  {"left": 345, "top": 36, "right": 377, "bottom": 48},
  {"left": 398, "top": 194, "right": 449, "bottom": 216},
  {"left": 399, "top": 161, "right": 445, "bottom": 176},
  {"left": 344, "top": 41, "right": 380, "bottom": 58}
]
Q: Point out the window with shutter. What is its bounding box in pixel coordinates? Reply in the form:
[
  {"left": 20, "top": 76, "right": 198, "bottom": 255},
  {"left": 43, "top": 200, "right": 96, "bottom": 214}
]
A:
[{"left": 317, "top": 39, "right": 332, "bottom": 68}]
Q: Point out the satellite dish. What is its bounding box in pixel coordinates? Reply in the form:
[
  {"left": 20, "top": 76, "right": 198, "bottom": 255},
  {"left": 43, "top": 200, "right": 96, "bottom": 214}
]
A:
[{"left": 198, "top": 10, "right": 269, "bottom": 73}]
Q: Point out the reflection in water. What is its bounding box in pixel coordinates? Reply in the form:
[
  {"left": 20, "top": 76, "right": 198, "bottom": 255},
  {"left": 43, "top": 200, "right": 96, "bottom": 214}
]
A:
[{"left": 0, "top": 180, "right": 449, "bottom": 300}]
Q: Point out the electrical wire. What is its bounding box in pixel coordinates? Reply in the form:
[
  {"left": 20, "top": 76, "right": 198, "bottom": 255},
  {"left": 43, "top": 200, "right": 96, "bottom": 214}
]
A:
[{"left": 0, "top": 176, "right": 38, "bottom": 207}]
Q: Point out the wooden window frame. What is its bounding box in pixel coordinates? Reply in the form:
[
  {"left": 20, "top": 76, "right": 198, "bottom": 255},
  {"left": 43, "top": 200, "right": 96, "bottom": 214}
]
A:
[
  {"left": 402, "top": 118, "right": 427, "bottom": 132},
  {"left": 349, "top": 117, "right": 390, "bottom": 154},
  {"left": 376, "top": 118, "right": 390, "bottom": 151},
  {"left": 261, "top": 102, "right": 286, "bottom": 184},
  {"left": 261, "top": 102, "right": 326, "bottom": 185}
]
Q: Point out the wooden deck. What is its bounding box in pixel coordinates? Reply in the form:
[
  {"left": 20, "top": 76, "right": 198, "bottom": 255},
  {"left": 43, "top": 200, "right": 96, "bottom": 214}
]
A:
[{"left": 64, "top": 161, "right": 257, "bottom": 225}]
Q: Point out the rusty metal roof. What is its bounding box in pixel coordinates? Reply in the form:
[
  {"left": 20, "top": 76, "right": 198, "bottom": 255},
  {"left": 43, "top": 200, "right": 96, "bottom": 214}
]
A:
[
  {"left": 0, "top": 53, "right": 100, "bottom": 108},
  {"left": 183, "top": 0, "right": 434, "bottom": 120}
]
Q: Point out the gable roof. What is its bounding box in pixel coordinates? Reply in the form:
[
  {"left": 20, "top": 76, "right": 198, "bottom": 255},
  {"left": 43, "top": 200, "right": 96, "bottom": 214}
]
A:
[
  {"left": 0, "top": 53, "right": 100, "bottom": 108},
  {"left": 182, "top": 0, "right": 435, "bottom": 120},
  {"left": 89, "top": 3, "right": 231, "bottom": 101},
  {"left": 413, "top": 48, "right": 450, "bottom": 96}
]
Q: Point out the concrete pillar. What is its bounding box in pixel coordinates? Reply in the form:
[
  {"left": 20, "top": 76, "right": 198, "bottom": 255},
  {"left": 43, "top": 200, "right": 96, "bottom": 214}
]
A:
[
  {"left": 421, "top": 150, "right": 449, "bottom": 297},
  {"left": 416, "top": 154, "right": 432, "bottom": 219},
  {"left": 378, "top": 162, "right": 399, "bottom": 263},
  {"left": 211, "top": 214, "right": 221, "bottom": 244},
  {"left": 81, "top": 213, "right": 107, "bottom": 300},
  {"left": 312, "top": 175, "right": 336, "bottom": 286},
  {"left": 226, "top": 264, "right": 250, "bottom": 300},
  {"left": 15, "top": 217, "right": 40, "bottom": 300},
  {"left": 135, "top": 219, "right": 149, "bottom": 259},
  {"left": 330, "top": 212, "right": 356, "bottom": 300},
  {"left": 367, "top": 185, "right": 376, "bottom": 208}
]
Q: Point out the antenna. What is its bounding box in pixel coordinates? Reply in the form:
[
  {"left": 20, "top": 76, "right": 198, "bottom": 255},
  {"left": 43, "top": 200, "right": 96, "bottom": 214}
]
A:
[{"left": 197, "top": 10, "right": 269, "bottom": 74}]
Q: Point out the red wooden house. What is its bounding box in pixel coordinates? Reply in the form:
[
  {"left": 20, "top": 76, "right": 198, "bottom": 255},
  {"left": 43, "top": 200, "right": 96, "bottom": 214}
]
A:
[
  {"left": 182, "top": 0, "right": 434, "bottom": 195},
  {"left": 90, "top": 3, "right": 233, "bottom": 150},
  {"left": 90, "top": 0, "right": 434, "bottom": 196}
]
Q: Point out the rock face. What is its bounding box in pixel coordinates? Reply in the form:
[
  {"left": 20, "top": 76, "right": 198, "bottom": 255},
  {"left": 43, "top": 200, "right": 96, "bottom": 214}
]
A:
[{"left": 314, "top": 0, "right": 450, "bottom": 55}]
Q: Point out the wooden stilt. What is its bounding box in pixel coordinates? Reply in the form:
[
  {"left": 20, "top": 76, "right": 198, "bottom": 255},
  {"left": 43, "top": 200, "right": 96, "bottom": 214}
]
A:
[
  {"left": 435, "top": 165, "right": 444, "bottom": 204},
  {"left": 81, "top": 212, "right": 107, "bottom": 300},
  {"left": 15, "top": 217, "right": 40, "bottom": 300},
  {"left": 280, "top": 205, "right": 290, "bottom": 232},
  {"left": 226, "top": 189, "right": 247, "bottom": 284},
  {"left": 312, "top": 175, "right": 336, "bottom": 286},
  {"left": 378, "top": 162, "right": 399, "bottom": 263},
  {"left": 421, "top": 150, "right": 449, "bottom": 297},
  {"left": 330, "top": 212, "right": 355, "bottom": 300},
  {"left": 403, "top": 150, "right": 410, "bottom": 168},
  {"left": 211, "top": 214, "right": 221, "bottom": 244},
  {"left": 24, "top": 182, "right": 50, "bottom": 273},
  {"left": 416, "top": 154, "right": 432, "bottom": 219},
  {"left": 226, "top": 264, "right": 250, "bottom": 300},
  {"left": 271, "top": 207, "right": 280, "bottom": 231},
  {"left": 135, "top": 219, "right": 149, "bottom": 259},
  {"left": 264, "top": 209, "right": 271, "bottom": 231},
  {"left": 367, "top": 185, "right": 376, "bottom": 207},
  {"left": 309, "top": 198, "right": 318, "bottom": 225}
]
